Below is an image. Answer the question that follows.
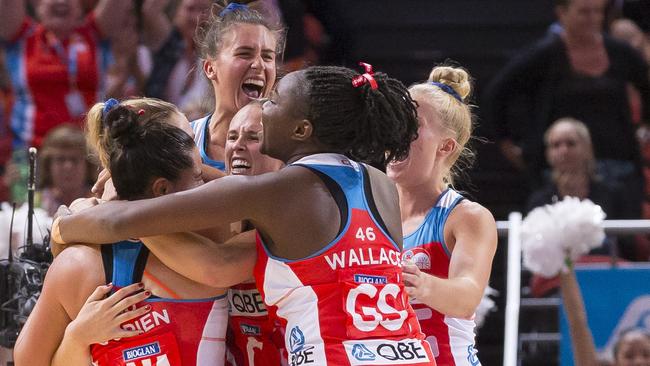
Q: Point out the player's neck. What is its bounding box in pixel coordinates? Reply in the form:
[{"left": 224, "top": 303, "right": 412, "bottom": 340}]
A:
[{"left": 396, "top": 182, "right": 445, "bottom": 220}]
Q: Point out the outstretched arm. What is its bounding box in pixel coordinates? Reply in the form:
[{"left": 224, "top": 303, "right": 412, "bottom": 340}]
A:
[
  {"left": 55, "top": 173, "right": 276, "bottom": 245},
  {"left": 403, "top": 202, "right": 497, "bottom": 318},
  {"left": 0, "top": 0, "right": 26, "bottom": 40},
  {"left": 141, "top": 230, "right": 257, "bottom": 288},
  {"left": 559, "top": 269, "right": 598, "bottom": 366}
]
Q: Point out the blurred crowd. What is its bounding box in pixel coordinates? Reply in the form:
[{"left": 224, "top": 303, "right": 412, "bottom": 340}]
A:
[
  {"left": 484, "top": 0, "right": 650, "bottom": 264},
  {"left": 1, "top": 0, "right": 650, "bottom": 257},
  {"left": 0, "top": 0, "right": 649, "bottom": 257},
  {"left": 0, "top": 0, "right": 328, "bottom": 211}
]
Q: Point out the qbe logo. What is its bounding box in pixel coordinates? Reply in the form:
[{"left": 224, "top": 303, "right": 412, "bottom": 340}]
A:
[
  {"left": 288, "top": 326, "right": 315, "bottom": 365},
  {"left": 228, "top": 288, "right": 267, "bottom": 317},
  {"left": 344, "top": 339, "right": 431, "bottom": 365}
]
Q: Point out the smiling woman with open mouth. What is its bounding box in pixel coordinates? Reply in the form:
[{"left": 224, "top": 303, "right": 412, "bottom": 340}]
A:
[{"left": 189, "top": 3, "right": 285, "bottom": 176}]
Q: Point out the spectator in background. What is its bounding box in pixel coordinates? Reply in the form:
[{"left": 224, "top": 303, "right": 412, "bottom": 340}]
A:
[
  {"left": 612, "top": 329, "right": 650, "bottom": 366},
  {"left": 0, "top": 50, "right": 12, "bottom": 202},
  {"left": 559, "top": 267, "right": 650, "bottom": 366},
  {"left": 275, "top": 0, "right": 325, "bottom": 71},
  {"left": 484, "top": 0, "right": 650, "bottom": 206},
  {"left": 104, "top": 10, "right": 149, "bottom": 99},
  {"left": 610, "top": 17, "right": 650, "bottom": 262},
  {"left": 527, "top": 118, "right": 639, "bottom": 259},
  {"left": 0, "top": 0, "right": 133, "bottom": 148},
  {"left": 610, "top": 18, "right": 650, "bottom": 125},
  {"left": 611, "top": 18, "right": 650, "bottom": 64},
  {"left": 37, "top": 124, "right": 96, "bottom": 216},
  {"left": 142, "top": 0, "right": 213, "bottom": 114}
]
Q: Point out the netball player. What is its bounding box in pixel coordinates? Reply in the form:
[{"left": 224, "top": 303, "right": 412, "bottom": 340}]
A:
[
  {"left": 223, "top": 101, "right": 285, "bottom": 366},
  {"left": 189, "top": 2, "right": 283, "bottom": 172},
  {"left": 53, "top": 65, "right": 438, "bottom": 365},
  {"left": 387, "top": 66, "right": 497, "bottom": 365},
  {"left": 90, "top": 2, "right": 284, "bottom": 193},
  {"left": 15, "top": 99, "right": 229, "bottom": 365}
]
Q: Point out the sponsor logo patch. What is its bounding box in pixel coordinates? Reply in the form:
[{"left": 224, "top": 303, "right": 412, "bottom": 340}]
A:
[
  {"left": 403, "top": 249, "right": 431, "bottom": 270},
  {"left": 354, "top": 274, "right": 388, "bottom": 285},
  {"left": 351, "top": 343, "right": 376, "bottom": 361},
  {"left": 289, "top": 326, "right": 306, "bottom": 353},
  {"left": 240, "top": 323, "right": 261, "bottom": 336},
  {"left": 288, "top": 326, "right": 315, "bottom": 365},
  {"left": 467, "top": 344, "right": 480, "bottom": 366},
  {"left": 343, "top": 339, "right": 431, "bottom": 365},
  {"left": 228, "top": 288, "right": 267, "bottom": 317},
  {"left": 122, "top": 342, "right": 161, "bottom": 361}
]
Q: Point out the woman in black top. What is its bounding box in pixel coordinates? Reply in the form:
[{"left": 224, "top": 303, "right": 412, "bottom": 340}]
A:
[{"left": 484, "top": 0, "right": 650, "bottom": 191}]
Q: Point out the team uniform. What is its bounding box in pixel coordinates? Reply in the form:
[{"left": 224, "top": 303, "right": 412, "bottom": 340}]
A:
[
  {"left": 188, "top": 121, "right": 282, "bottom": 365},
  {"left": 4, "top": 14, "right": 111, "bottom": 148},
  {"left": 90, "top": 240, "right": 229, "bottom": 366},
  {"left": 226, "top": 281, "right": 285, "bottom": 366},
  {"left": 402, "top": 188, "right": 481, "bottom": 366},
  {"left": 254, "top": 153, "right": 435, "bottom": 366},
  {"left": 191, "top": 115, "right": 226, "bottom": 171}
]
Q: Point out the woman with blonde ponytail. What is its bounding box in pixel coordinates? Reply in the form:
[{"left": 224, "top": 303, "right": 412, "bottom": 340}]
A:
[{"left": 387, "top": 65, "right": 497, "bottom": 365}]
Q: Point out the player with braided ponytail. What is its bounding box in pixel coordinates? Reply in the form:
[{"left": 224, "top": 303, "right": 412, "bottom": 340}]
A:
[{"left": 300, "top": 65, "right": 418, "bottom": 167}]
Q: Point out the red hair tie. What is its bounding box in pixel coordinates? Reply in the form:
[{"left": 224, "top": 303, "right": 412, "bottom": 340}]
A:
[
  {"left": 137, "top": 109, "right": 145, "bottom": 116},
  {"left": 352, "top": 62, "right": 378, "bottom": 90}
]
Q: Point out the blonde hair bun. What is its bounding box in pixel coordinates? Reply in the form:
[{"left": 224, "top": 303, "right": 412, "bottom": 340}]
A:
[{"left": 428, "top": 66, "right": 472, "bottom": 101}]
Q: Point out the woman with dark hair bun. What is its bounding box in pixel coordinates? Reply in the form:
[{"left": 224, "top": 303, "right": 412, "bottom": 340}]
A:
[
  {"left": 54, "top": 65, "right": 438, "bottom": 365},
  {"left": 15, "top": 98, "right": 230, "bottom": 366}
]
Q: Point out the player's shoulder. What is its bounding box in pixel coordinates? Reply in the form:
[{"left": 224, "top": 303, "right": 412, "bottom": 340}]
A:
[
  {"left": 450, "top": 200, "right": 495, "bottom": 228},
  {"left": 47, "top": 244, "right": 104, "bottom": 285}
]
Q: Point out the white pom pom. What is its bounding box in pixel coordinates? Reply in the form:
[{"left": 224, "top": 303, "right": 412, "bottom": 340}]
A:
[
  {"left": 521, "top": 205, "right": 566, "bottom": 277},
  {"left": 475, "top": 286, "right": 498, "bottom": 329},
  {"left": 521, "top": 197, "right": 605, "bottom": 277}
]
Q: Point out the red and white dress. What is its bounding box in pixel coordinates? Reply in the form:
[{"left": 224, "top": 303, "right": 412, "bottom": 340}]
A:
[
  {"left": 226, "top": 280, "right": 284, "bottom": 366},
  {"left": 90, "top": 241, "right": 229, "bottom": 366},
  {"left": 4, "top": 14, "right": 111, "bottom": 148},
  {"left": 402, "top": 188, "right": 481, "bottom": 366},
  {"left": 254, "top": 153, "right": 436, "bottom": 366}
]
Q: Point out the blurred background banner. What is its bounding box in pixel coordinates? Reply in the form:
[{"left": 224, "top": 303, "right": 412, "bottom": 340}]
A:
[{"left": 560, "top": 264, "right": 650, "bottom": 365}]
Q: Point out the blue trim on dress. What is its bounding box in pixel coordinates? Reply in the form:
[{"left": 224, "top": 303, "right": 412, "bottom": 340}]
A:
[{"left": 111, "top": 241, "right": 226, "bottom": 303}]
